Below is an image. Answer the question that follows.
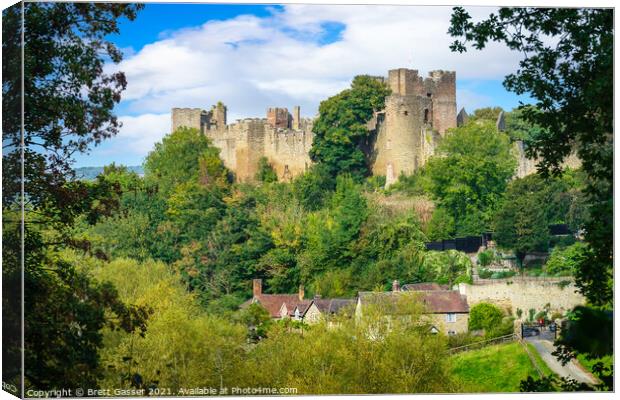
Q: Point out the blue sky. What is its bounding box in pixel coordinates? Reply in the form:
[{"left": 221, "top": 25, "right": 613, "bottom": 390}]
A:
[{"left": 73, "top": 3, "right": 532, "bottom": 168}]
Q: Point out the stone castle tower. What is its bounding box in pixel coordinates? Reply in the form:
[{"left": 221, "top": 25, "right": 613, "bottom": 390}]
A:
[
  {"left": 368, "top": 68, "right": 456, "bottom": 186},
  {"left": 171, "top": 67, "right": 457, "bottom": 183}
]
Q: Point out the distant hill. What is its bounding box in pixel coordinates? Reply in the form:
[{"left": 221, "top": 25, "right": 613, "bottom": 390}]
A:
[{"left": 74, "top": 165, "right": 144, "bottom": 180}]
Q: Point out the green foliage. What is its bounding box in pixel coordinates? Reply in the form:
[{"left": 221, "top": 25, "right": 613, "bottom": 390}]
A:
[
  {"left": 255, "top": 156, "right": 278, "bottom": 183},
  {"left": 422, "top": 250, "right": 473, "bottom": 287},
  {"left": 237, "top": 302, "right": 273, "bottom": 342},
  {"left": 493, "top": 176, "right": 551, "bottom": 263},
  {"left": 387, "top": 170, "right": 431, "bottom": 196},
  {"left": 471, "top": 107, "right": 503, "bottom": 121},
  {"left": 310, "top": 75, "right": 391, "bottom": 180},
  {"left": 299, "top": 175, "right": 368, "bottom": 282},
  {"left": 493, "top": 173, "right": 587, "bottom": 266},
  {"left": 248, "top": 295, "right": 454, "bottom": 394},
  {"left": 477, "top": 249, "right": 495, "bottom": 266},
  {"left": 544, "top": 242, "right": 588, "bottom": 276},
  {"left": 2, "top": 2, "right": 144, "bottom": 391},
  {"left": 424, "top": 121, "right": 516, "bottom": 236},
  {"left": 468, "top": 303, "right": 504, "bottom": 332},
  {"left": 425, "top": 207, "right": 456, "bottom": 241},
  {"left": 89, "top": 257, "right": 247, "bottom": 392},
  {"left": 504, "top": 106, "right": 547, "bottom": 142},
  {"left": 144, "top": 127, "right": 229, "bottom": 195},
  {"left": 2, "top": 2, "right": 143, "bottom": 215},
  {"left": 292, "top": 164, "right": 335, "bottom": 211},
  {"left": 449, "top": 6, "right": 612, "bottom": 306}
]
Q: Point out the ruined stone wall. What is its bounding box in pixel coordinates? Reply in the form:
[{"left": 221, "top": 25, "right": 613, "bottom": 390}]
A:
[
  {"left": 514, "top": 141, "right": 582, "bottom": 179},
  {"left": 267, "top": 107, "right": 291, "bottom": 129},
  {"left": 426, "top": 71, "right": 457, "bottom": 135},
  {"left": 263, "top": 120, "right": 314, "bottom": 182},
  {"left": 457, "top": 279, "right": 585, "bottom": 318},
  {"left": 204, "top": 118, "right": 313, "bottom": 182},
  {"left": 171, "top": 108, "right": 204, "bottom": 132},
  {"left": 172, "top": 67, "right": 456, "bottom": 184},
  {"left": 370, "top": 93, "right": 433, "bottom": 178}
]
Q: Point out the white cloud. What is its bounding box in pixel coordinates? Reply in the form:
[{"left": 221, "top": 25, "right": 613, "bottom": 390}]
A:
[
  {"left": 114, "top": 113, "right": 171, "bottom": 156},
  {"left": 102, "top": 4, "right": 526, "bottom": 163}
]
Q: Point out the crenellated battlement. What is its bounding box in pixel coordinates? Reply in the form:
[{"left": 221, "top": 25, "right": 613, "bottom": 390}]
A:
[{"left": 171, "top": 67, "right": 457, "bottom": 184}]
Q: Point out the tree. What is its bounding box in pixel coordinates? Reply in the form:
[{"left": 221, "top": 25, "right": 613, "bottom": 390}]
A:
[
  {"left": 310, "top": 75, "right": 391, "bottom": 180},
  {"left": 422, "top": 250, "right": 472, "bottom": 287},
  {"left": 144, "top": 127, "right": 229, "bottom": 195},
  {"left": 2, "top": 2, "right": 144, "bottom": 391},
  {"left": 468, "top": 302, "right": 504, "bottom": 332},
  {"left": 255, "top": 156, "right": 278, "bottom": 183},
  {"left": 292, "top": 164, "right": 335, "bottom": 211},
  {"left": 2, "top": 2, "right": 143, "bottom": 216},
  {"left": 424, "top": 121, "right": 516, "bottom": 235},
  {"left": 237, "top": 303, "right": 273, "bottom": 342},
  {"left": 448, "top": 7, "right": 612, "bottom": 306},
  {"left": 493, "top": 176, "right": 551, "bottom": 267},
  {"left": 544, "top": 242, "right": 588, "bottom": 276}
]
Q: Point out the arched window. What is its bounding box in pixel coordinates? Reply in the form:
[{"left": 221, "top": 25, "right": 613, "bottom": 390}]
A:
[{"left": 424, "top": 109, "right": 429, "bottom": 123}]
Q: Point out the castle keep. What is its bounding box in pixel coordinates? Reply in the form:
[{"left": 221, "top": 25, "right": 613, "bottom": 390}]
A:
[{"left": 171, "top": 68, "right": 457, "bottom": 182}]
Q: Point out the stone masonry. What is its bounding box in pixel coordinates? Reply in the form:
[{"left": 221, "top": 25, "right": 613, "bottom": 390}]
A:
[{"left": 171, "top": 67, "right": 457, "bottom": 183}]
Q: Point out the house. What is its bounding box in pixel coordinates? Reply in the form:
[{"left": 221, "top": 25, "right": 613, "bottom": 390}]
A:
[
  {"left": 292, "top": 297, "right": 356, "bottom": 324},
  {"left": 240, "top": 279, "right": 306, "bottom": 319},
  {"left": 356, "top": 280, "right": 470, "bottom": 335}
]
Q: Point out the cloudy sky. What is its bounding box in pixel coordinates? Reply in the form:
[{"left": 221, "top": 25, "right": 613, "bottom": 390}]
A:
[{"left": 73, "top": 3, "right": 532, "bottom": 167}]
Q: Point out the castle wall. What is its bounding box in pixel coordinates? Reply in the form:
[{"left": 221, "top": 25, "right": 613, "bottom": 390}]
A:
[
  {"left": 514, "top": 141, "right": 582, "bottom": 179},
  {"left": 264, "top": 123, "right": 313, "bottom": 182},
  {"left": 426, "top": 71, "right": 457, "bottom": 135},
  {"left": 171, "top": 108, "right": 204, "bottom": 132},
  {"left": 371, "top": 95, "right": 432, "bottom": 178},
  {"left": 172, "top": 67, "right": 456, "bottom": 184},
  {"left": 458, "top": 279, "right": 585, "bottom": 318}
]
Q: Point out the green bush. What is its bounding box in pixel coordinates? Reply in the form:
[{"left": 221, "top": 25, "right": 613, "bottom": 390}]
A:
[
  {"left": 469, "top": 302, "right": 505, "bottom": 332},
  {"left": 478, "top": 268, "right": 493, "bottom": 279},
  {"left": 490, "top": 270, "right": 516, "bottom": 279},
  {"left": 477, "top": 250, "right": 495, "bottom": 266}
]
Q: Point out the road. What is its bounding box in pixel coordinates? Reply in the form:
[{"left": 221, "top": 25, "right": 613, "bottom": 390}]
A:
[{"left": 525, "top": 337, "right": 598, "bottom": 385}]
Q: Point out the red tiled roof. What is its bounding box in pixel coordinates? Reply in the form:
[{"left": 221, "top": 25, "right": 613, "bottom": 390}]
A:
[
  {"left": 419, "top": 290, "right": 469, "bottom": 313},
  {"left": 358, "top": 290, "right": 469, "bottom": 314},
  {"left": 240, "top": 294, "right": 302, "bottom": 318},
  {"left": 401, "top": 282, "right": 449, "bottom": 291}
]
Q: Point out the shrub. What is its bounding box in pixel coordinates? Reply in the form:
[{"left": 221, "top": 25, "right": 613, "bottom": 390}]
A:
[
  {"left": 255, "top": 156, "right": 278, "bottom": 183},
  {"left": 478, "top": 268, "right": 493, "bottom": 279},
  {"left": 477, "top": 250, "right": 495, "bottom": 266},
  {"left": 468, "top": 302, "right": 504, "bottom": 332}
]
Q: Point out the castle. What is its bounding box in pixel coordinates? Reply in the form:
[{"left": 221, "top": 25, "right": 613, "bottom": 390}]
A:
[
  {"left": 170, "top": 67, "right": 577, "bottom": 183},
  {"left": 171, "top": 67, "right": 456, "bottom": 183}
]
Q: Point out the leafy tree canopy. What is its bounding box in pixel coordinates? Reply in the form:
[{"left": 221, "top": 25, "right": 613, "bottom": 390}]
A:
[
  {"left": 310, "top": 75, "right": 391, "bottom": 180},
  {"left": 425, "top": 121, "right": 516, "bottom": 236},
  {"left": 144, "top": 127, "right": 230, "bottom": 195},
  {"left": 449, "top": 6, "right": 612, "bottom": 306}
]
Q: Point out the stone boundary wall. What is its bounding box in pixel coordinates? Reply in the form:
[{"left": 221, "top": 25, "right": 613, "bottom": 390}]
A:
[{"left": 458, "top": 279, "right": 585, "bottom": 318}]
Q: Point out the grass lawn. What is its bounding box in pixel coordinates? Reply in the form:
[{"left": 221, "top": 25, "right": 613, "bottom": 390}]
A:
[
  {"left": 450, "top": 342, "right": 545, "bottom": 393},
  {"left": 576, "top": 353, "right": 612, "bottom": 377}
]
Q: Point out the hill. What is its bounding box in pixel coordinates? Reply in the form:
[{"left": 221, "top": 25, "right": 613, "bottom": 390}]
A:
[{"left": 75, "top": 165, "right": 144, "bottom": 180}]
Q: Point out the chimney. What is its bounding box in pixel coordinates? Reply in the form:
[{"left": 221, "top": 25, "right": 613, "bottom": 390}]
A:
[
  {"left": 392, "top": 280, "right": 401, "bottom": 292},
  {"left": 298, "top": 284, "right": 305, "bottom": 301},
  {"left": 292, "top": 106, "right": 301, "bottom": 130},
  {"left": 314, "top": 294, "right": 322, "bottom": 300},
  {"left": 253, "top": 279, "right": 262, "bottom": 297}
]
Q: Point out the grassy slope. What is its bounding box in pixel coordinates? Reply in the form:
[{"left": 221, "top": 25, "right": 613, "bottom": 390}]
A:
[
  {"left": 576, "top": 353, "right": 612, "bottom": 376},
  {"left": 526, "top": 343, "right": 556, "bottom": 377},
  {"left": 450, "top": 342, "right": 546, "bottom": 393}
]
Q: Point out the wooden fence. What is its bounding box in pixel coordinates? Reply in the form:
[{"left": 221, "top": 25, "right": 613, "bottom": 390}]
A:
[{"left": 447, "top": 333, "right": 517, "bottom": 354}]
